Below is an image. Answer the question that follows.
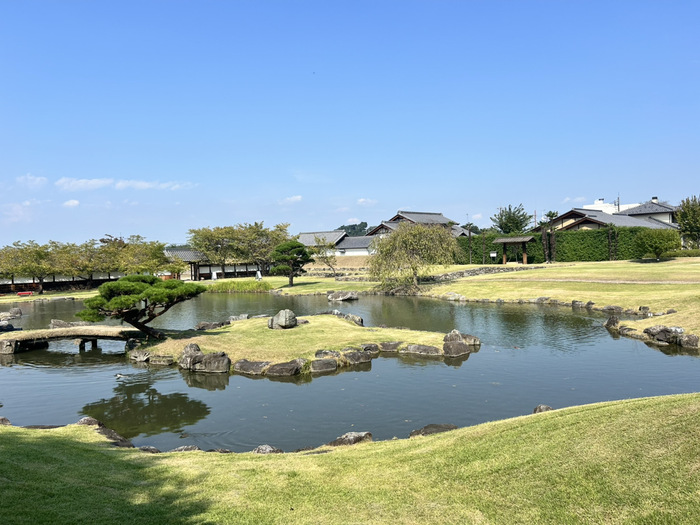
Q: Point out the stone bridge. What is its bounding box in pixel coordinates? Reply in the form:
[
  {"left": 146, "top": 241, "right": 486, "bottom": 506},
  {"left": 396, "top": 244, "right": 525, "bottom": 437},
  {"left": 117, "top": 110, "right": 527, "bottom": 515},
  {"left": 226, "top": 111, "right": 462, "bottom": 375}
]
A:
[{"left": 0, "top": 326, "right": 143, "bottom": 354}]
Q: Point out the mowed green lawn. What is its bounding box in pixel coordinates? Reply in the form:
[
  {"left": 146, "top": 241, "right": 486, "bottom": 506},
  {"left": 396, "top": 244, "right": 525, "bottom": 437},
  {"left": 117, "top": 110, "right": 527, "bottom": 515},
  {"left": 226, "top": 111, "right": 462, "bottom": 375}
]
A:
[{"left": 2, "top": 393, "right": 700, "bottom": 524}]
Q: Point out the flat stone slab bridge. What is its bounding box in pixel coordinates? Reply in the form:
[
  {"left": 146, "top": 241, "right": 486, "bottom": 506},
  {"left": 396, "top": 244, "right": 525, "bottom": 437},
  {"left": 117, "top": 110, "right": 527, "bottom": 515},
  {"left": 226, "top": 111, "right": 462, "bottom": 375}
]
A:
[{"left": 0, "top": 326, "right": 143, "bottom": 354}]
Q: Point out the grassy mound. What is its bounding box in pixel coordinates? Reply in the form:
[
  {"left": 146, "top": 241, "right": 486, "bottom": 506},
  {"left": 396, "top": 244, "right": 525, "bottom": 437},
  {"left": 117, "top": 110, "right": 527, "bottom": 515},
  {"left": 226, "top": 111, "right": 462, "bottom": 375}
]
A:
[{"left": 148, "top": 315, "right": 445, "bottom": 364}]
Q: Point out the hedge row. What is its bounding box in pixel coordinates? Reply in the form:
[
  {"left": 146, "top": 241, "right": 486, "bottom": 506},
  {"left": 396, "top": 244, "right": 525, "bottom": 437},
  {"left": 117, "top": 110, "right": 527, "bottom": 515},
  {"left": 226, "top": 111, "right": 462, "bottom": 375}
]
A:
[{"left": 456, "top": 227, "right": 651, "bottom": 264}]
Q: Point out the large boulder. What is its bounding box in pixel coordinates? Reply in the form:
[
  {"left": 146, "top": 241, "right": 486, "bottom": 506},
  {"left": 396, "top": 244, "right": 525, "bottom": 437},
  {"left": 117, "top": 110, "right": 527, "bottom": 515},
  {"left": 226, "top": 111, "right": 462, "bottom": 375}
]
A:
[
  {"left": 327, "top": 291, "right": 359, "bottom": 302},
  {"left": 192, "top": 352, "right": 231, "bottom": 373},
  {"left": 252, "top": 444, "right": 284, "bottom": 454},
  {"left": 228, "top": 314, "right": 249, "bottom": 322},
  {"left": 233, "top": 359, "right": 271, "bottom": 375},
  {"left": 0, "top": 321, "right": 15, "bottom": 332},
  {"left": 266, "top": 358, "right": 306, "bottom": 377},
  {"left": 343, "top": 349, "right": 373, "bottom": 365},
  {"left": 442, "top": 329, "right": 481, "bottom": 357},
  {"left": 268, "top": 309, "right": 298, "bottom": 330},
  {"left": 49, "top": 319, "right": 90, "bottom": 329},
  {"left": 0, "top": 340, "right": 17, "bottom": 354},
  {"left": 409, "top": 423, "right": 458, "bottom": 438},
  {"left": 380, "top": 341, "right": 402, "bottom": 352},
  {"left": 179, "top": 343, "right": 204, "bottom": 369},
  {"left": 327, "top": 431, "right": 372, "bottom": 447},
  {"left": 400, "top": 344, "right": 441, "bottom": 356},
  {"left": 310, "top": 358, "right": 338, "bottom": 373}
]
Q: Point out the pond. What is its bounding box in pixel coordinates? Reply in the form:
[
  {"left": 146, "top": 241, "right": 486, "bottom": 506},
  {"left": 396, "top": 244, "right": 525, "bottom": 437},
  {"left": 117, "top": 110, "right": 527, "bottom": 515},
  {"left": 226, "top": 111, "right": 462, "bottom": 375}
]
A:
[{"left": 1, "top": 293, "right": 698, "bottom": 453}]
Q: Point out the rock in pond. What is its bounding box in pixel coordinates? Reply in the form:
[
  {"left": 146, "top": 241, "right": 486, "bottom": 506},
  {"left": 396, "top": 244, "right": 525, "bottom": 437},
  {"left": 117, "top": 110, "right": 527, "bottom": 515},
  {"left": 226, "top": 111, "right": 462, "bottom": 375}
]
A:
[
  {"left": 234, "top": 359, "right": 271, "bottom": 375},
  {"left": 327, "top": 291, "right": 359, "bottom": 301},
  {"left": 252, "top": 444, "right": 284, "bottom": 454},
  {"left": 534, "top": 404, "right": 554, "bottom": 413},
  {"left": 327, "top": 431, "right": 372, "bottom": 447},
  {"left": 442, "top": 329, "right": 480, "bottom": 357},
  {"left": 409, "top": 423, "right": 458, "bottom": 438},
  {"left": 266, "top": 358, "right": 306, "bottom": 377},
  {"left": 400, "top": 344, "right": 441, "bottom": 356},
  {"left": 310, "top": 358, "right": 338, "bottom": 373}
]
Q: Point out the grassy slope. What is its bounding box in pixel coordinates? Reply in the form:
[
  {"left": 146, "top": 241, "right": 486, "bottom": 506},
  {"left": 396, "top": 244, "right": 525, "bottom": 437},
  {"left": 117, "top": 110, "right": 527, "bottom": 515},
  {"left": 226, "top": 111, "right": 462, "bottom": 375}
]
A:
[
  {"left": 2, "top": 393, "right": 700, "bottom": 524},
  {"left": 148, "top": 315, "right": 444, "bottom": 363}
]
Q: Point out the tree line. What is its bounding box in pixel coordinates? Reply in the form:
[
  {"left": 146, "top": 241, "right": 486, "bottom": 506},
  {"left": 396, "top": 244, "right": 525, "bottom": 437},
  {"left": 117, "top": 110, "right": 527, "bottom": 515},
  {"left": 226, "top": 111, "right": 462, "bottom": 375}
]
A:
[{"left": 0, "top": 235, "right": 182, "bottom": 293}]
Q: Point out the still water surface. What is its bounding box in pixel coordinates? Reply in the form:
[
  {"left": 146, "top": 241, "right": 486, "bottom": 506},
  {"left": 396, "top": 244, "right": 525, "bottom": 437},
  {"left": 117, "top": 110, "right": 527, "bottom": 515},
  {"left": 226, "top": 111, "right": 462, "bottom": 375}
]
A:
[{"left": 1, "top": 294, "right": 698, "bottom": 452}]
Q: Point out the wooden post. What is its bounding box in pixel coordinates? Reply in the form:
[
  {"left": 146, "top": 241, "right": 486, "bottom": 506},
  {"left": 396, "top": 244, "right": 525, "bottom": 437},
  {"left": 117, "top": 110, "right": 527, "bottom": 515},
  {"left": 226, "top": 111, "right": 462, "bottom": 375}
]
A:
[{"left": 522, "top": 242, "right": 528, "bottom": 265}]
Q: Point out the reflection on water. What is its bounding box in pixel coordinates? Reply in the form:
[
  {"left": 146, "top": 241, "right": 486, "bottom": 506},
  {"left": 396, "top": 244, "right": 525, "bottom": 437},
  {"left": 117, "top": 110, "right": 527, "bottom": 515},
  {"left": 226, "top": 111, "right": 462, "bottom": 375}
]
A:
[
  {"left": 1, "top": 293, "right": 699, "bottom": 452},
  {"left": 82, "top": 369, "right": 210, "bottom": 438}
]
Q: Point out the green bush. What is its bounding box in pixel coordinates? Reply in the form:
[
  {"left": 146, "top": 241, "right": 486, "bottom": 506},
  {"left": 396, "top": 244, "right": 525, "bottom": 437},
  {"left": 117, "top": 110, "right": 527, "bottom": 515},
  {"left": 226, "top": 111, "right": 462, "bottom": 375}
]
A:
[
  {"left": 206, "top": 280, "right": 273, "bottom": 293},
  {"left": 662, "top": 249, "right": 700, "bottom": 258},
  {"left": 456, "top": 226, "right": 656, "bottom": 263}
]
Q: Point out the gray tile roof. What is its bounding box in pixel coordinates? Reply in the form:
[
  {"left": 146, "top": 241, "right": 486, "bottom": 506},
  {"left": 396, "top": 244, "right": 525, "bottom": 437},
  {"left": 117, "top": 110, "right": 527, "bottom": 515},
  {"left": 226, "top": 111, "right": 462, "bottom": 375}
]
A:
[
  {"left": 395, "top": 210, "right": 456, "bottom": 225},
  {"left": 493, "top": 236, "right": 535, "bottom": 244},
  {"left": 297, "top": 231, "right": 347, "bottom": 247},
  {"left": 615, "top": 201, "right": 677, "bottom": 216},
  {"left": 335, "top": 236, "right": 375, "bottom": 250},
  {"left": 164, "top": 245, "right": 206, "bottom": 263},
  {"left": 570, "top": 209, "right": 676, "bottom": 229}
]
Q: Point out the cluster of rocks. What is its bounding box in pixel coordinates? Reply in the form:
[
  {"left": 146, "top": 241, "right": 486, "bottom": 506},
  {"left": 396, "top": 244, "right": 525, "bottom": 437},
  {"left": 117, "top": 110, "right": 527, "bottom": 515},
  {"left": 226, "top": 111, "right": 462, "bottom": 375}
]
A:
[
  {"left": 427, "top": 265, "right": 547, "bottom": 282},
  {"left": 327, "top": 291, "right": 359, "bottom": 302},
  {"left": 234, "top": 330, "right": 481, "bottom": 378},
  {"left": 604, "top": 316, "right": 699, "bottom": 348},
  {"left": 0, "top": 308, "right": 22, "bottom": 333}
]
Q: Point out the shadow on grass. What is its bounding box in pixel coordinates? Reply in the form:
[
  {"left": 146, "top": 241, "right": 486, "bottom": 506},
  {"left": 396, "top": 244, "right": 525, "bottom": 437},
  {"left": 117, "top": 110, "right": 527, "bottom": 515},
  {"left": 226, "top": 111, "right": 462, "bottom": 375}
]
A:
[{"left": 0, "top": 428, "right": 213, "bottom": 525}]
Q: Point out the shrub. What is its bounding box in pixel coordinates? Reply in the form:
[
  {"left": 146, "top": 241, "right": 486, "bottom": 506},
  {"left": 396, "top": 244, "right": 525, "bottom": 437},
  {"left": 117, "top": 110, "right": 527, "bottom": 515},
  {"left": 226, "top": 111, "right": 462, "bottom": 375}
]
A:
[{"left": 206, "top": 280, "right": 273, "bottom": 293}]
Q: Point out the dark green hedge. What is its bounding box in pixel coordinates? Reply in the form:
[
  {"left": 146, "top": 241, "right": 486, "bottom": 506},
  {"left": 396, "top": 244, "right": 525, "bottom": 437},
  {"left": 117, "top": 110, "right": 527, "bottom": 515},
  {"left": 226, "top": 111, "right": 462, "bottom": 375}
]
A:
[{"left": 456, "top": 227, "right": 651, "bottom": 264}]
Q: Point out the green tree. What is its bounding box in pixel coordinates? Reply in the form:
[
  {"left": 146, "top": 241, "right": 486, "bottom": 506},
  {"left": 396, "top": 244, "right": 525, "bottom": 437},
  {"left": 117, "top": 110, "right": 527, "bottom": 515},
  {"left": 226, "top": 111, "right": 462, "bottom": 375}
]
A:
[
  {"left": 237, "top": 222, "right": 289, "bottom": 275},
  {"left": 119, "top": 235, "right": 171, "bottom": 275},
  {"left": 312, "top": 235, "right": 338, "bottom": 277},
  {"left": 337, "top": 222, "right": 368, "bottom": 237},
  {"left": 77, "top": 275, "right": 206, "bottom": 339},
  {"left": 0, "top": 244, "right": 19, "bottom": 282},
  {"left": 270, "top": 240, "right": 314, "bottom": 286},
  {"left": 490, "top": 204, "right": 533, "bottom": 234},
  {"left": 635, "top": 229, "right": 682, "bottom": 260},
  {"left": 539, "top": 210, "right": 558, "bottom": 263},
  {"left": 677, "top": 195, "right": 700, "bottom": 248},
  {"left": 12, "top": 240, "right": 53, "bottom": 293},
  {"left": 369, "top": 222, "right": 458, "bottom": 289},
  {"left": 187, "top": 226, "right": 241, "bottom": 277}
]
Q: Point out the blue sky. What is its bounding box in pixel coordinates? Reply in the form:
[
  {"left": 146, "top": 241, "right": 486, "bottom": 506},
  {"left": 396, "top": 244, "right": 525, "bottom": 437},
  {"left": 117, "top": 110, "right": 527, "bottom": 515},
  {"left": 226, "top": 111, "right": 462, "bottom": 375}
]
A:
[{"left": 2, "top": 1, "right": 698, "bottom": 245}]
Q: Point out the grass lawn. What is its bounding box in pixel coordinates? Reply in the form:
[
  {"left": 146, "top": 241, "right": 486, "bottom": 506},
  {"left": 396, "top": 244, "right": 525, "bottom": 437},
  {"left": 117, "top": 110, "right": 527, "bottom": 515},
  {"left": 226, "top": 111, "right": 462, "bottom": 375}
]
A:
[
  {"left": 147, "top": 315, "right": 444, "bottom": 363},
  {"left": 2, "top": 393, "right": 700, "bottom": 524},
  {"left": 428, "top": 259, "right": 700, "bottom": 335}
]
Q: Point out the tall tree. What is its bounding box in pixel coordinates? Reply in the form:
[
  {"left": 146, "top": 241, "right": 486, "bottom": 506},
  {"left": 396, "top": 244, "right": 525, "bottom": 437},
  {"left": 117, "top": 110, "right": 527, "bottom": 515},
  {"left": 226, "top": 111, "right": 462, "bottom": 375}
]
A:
[
  {"left": 369, "top": 222, "right": 458, "bottom": 289},
  {"left": 490, "top": 204, "right": 533, "bottom": 234},
  {"left": 237, "top": 222, "right": 289, "bottom": 275},
  {"left": 77, "top": 275, "right": 206, "bottom": 339},
  {"left": 270, "top": 240, "right": 314, "bottom": 286},
  {"left": 187, "top": 226, "right": 241, "bottom": 277},
  {"left": 12, "top": 241, "right": 53, "bottom": 293},
  {"left": 312, "top": 235, "right": 338, "bottom": 277},
  {"left": 677, "top": 195, "right": 700, "bottom": 248},
  {"left": 539, "top": 210, "right": 558, "bottom": 263}
]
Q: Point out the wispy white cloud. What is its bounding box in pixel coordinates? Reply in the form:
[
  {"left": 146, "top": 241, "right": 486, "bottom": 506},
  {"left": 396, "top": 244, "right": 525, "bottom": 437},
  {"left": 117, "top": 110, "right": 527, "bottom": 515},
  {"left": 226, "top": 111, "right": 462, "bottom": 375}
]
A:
[
  {"left": 114, "top": 180, "right": 197, "bottom": 191},
  {"left": 63, "top": 200, "right": 80, "bottom": 208},
  {"left": 562, "top": 196, "right": 586, "bottom": 204},
  {"left": 16, "top": 173, "right": 48, "bottom": 189},
  {"left": 55, "top": 177, "right": 114, "bottom": 191},
  {"left": 346, "top": 217, "right": 360, "bottom": 225},
  {"left": 357, "top": 198, "right": 377, "bottom": 207},
  {"left": 1, "top": 200, "right": 40, "bottom": 224},
  {"left": 335, "top": 207, "right": 350, "bottom": 213},
  {"left": 280, "top": 195, "right": 302, "bottom": 204},
  {"left": 472, "top": 213, "right": 483, "bottom": 220}
]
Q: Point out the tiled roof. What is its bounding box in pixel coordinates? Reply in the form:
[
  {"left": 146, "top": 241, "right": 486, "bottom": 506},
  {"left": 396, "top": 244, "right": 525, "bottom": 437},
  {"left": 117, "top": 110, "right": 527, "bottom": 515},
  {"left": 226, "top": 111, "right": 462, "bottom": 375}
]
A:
[
  {"left": 394, "top": 210, "right": 455, "bottom": 225},
  {"left": 615, "top": 201, "right": 677, "bottom": 216},
  {"left": 297, "top": 231, "right": 347, "bottom": 246},
  {"left": 164, "top": 245, "right": 206, "bottom": 263},
  {"left": 493, "top": 236, "right": 535, "bottom": 244},
  {"left": 335, "top": 236, "right": 375, "bottom": 249},
  {"left": 570, "top": 209, "right": 676, "bottom": 229}
]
